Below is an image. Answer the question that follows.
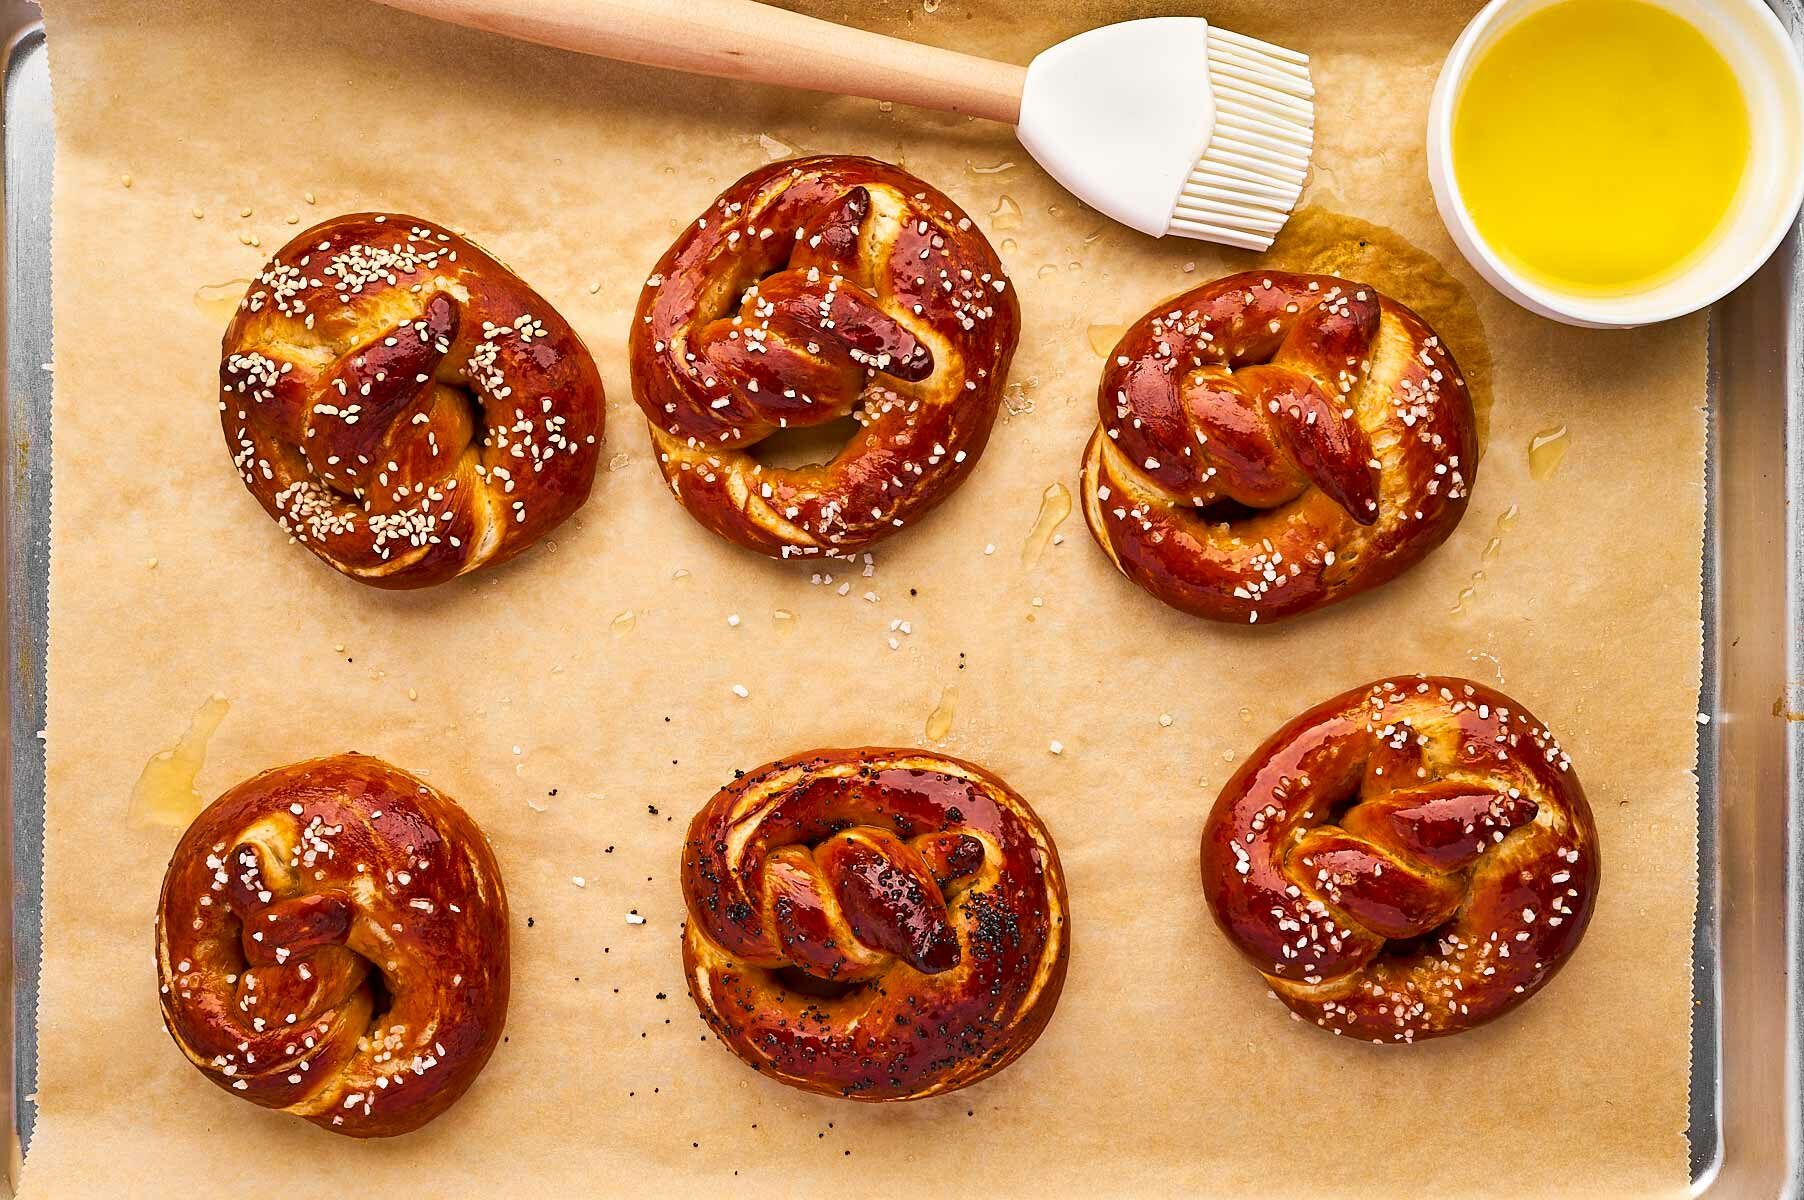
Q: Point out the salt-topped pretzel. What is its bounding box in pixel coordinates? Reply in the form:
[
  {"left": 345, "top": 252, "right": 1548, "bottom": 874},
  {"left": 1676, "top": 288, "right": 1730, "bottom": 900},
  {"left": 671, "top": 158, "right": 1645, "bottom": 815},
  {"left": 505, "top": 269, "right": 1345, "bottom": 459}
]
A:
[
  {"left": 220, "top": 213, "right": 603, "bottom": 588},
  {"left": 1082, "top": 271, "right": 1477, "bottom": 623},
  {"left": 1201, "top": 676, "right": 1599, "bottom": 1042},
  {"left": 681, "top": 747, "right": 1068, "bottom": 1099},
  {"left": 631, "top": 156, "right": 1019, "bottom": 558},
  {"left": 156, "top": 754, "right": 509, "bottom": 1136}
]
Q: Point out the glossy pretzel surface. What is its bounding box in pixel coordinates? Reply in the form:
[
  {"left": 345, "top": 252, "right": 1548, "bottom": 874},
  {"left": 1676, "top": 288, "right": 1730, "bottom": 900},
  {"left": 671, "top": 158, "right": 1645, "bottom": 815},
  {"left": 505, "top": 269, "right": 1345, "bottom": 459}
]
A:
[
  {"left": 1202, "top": 676, "right": 1598, "bottom": 1041},
  {"left": 682, "top": 747, "right": 1068, "bottom": 1099},
  {"left": 632, "top": 156, "right": 1018, "bottom": 558},
  {"left": 221, "top": 213, "right": 603, "bottom": 588},
  {"left": 1083, "top": 271, "right": 1477, "bottom": 622},
  {"left": 156, "top": 754, "right": 509, "bottom": 1135}
]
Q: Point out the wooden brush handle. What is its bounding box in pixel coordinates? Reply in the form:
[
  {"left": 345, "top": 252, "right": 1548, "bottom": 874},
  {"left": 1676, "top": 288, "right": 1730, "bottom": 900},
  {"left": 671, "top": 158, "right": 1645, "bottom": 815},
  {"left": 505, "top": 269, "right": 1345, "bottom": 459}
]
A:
[{"left": 371, "top": 0, "right": 1028, "bottom": 123}]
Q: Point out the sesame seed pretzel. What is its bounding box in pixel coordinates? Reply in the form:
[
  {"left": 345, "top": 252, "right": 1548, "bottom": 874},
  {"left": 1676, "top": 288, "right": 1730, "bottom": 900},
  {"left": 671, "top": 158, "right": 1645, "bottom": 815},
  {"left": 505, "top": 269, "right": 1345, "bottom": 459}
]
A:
[
  {"left": 1081, "top": 271, "right": 1478, "bottom": 623},
  {"left": 1201, "top": 676, "right": 1599, "bottom": 1043},
  {"left": 631, "top": 156, "right": 1019, "bottom": 559},
  {"left": 220, "top": 213, "right": 604, "bottom": 588},
  {"left": 156, "top": 754, "right": 509, "bottom": 1136},
  {"left": 681, "top": 748, "right": 1068, "bottom": 1100}
]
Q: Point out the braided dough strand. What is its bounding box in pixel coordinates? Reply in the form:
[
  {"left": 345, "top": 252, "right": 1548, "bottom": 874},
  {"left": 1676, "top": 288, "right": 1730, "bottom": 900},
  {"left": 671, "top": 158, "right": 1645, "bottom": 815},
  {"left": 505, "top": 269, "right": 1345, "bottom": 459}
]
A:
[
  {"left": 632, "top": 157, "right": 1019, "bottom": 558},
  {"left": 1082, "top": 271, "right": 1477, "bottom": 623},
  {"left": 681, "top": 748, "right": 1068, "bottom": 1100},
  {"left": 1202, "top": 676, "right": 1599, "bottom": 1042},
  {"left": 156, "top": 754, "right": 509, "bottom": 1136},
  {"left": 220, "top": 213, "right": 603, "bottom": 588}
]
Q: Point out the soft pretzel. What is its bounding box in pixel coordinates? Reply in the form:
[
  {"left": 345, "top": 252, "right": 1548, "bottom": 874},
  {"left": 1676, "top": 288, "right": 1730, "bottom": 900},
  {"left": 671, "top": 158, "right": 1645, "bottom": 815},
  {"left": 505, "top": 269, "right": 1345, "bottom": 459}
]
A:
[
  {"left": 220, "top": 213, "right": 603, "bottom": 588},
  {"left": 681, "top": 748, "right": 1068, "bottom": 1099},
  {"left": 1082, "top": 271, "right": 1477, "bottom": 623},
  {"left": 155, "top": 754, "right": 509, "bottom": 1136},
  {"left": 631, "top": 156, "right": 1019, "bottom": 558},
  {"left": 1201, "top": 676, "right": 1599, "bottom": 1042}
]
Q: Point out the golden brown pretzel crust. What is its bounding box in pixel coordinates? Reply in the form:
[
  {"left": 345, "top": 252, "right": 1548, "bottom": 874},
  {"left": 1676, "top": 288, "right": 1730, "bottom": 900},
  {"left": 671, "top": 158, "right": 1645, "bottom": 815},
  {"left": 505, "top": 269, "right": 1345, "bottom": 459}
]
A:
[
  {"left": 631, "top": 156, "right": 1019, "bottom": 559},
  {"left": 1082, "top": 271, "right": 1478, "bottom": 623},
  {"left": 156, "top": 754, "right": 509, "bottom": 1136},
  {"left": 1201, "top": 677, "right": 1599, "bottom": 1042},
  {"left": 220, "top": 213, "right": 603, "bottom": 588},
  {"left": 681, "top": 748, "right": 1068, "bottom": 1100}
]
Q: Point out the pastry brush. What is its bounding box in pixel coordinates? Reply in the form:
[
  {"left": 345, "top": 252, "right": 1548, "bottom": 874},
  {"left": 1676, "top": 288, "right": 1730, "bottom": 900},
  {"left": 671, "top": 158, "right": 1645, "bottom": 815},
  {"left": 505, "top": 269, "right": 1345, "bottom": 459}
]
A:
[{"left": 370, "top": 0, "right": 1315, "bottom": 250}]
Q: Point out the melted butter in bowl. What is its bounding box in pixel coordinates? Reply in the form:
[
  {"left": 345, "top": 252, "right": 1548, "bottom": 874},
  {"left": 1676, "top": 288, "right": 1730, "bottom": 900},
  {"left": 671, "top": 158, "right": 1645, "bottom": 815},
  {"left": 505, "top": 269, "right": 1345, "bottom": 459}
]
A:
[
  {"left": 1451, "top": 0, "right": 1749, "bottom": 296},
  {"left": 1428, "top": 0, "right": 1804, "bottom": 327}
]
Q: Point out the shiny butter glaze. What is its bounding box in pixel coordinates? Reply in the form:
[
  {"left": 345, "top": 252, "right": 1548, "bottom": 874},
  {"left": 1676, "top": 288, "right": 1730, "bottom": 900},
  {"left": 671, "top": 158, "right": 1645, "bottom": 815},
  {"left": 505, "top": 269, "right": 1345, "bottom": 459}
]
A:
[
  {"left": 156, "top": 754, "right": 509, "bottom": 1136},
  {"left": 221, "top": 213, "right": 603, "bottom": 588},
  {"left": 1201, "top": 676, "right": 1598, "bottom": 1042},
  {"left": 681, "top": 748, "right": 1068, "bottom": 1099},
  {"left": 1082, "top": 271, "right": 1478, "bottom": 623},
  {"left": 631, "top": 156, "right": 1019, "bottom": 559}
]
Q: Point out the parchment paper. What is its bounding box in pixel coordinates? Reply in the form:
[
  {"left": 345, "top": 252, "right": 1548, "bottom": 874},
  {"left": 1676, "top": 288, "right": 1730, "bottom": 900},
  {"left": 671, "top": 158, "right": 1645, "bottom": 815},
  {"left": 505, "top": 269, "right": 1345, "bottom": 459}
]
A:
[{"left": 22, "top": 1, "right": 1702, "bottom": 1195}]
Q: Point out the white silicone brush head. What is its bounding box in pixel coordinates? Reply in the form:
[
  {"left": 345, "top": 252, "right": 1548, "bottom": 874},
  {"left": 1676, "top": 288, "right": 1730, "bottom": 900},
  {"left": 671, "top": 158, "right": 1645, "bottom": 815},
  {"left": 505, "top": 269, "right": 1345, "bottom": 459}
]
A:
[{"left": 1016, "top": 18, "right": 1314, "bottom": 248}]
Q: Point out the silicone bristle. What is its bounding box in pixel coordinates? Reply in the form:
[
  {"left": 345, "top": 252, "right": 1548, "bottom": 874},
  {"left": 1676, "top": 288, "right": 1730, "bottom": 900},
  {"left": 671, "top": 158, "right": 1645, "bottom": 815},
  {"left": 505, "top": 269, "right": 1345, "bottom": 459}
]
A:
[{"left": 1168, "top": 28, "right": 1316, "bottom": 250}]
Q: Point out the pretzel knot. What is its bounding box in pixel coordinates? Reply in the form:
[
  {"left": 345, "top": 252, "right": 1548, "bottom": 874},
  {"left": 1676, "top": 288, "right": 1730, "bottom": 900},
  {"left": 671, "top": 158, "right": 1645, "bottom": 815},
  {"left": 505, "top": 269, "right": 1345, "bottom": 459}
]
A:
[
  {"left": 631, "top": 156, "right": 1019, "bottom": 559},
  {"left": 1081, "top": 271, "right": 1478, "bottom": 624},
  {"left": 681, "top": 748, "right": 1068, "bottom": 1100},
  {"left": 1202, "top": 677, "right": 1599, "bottom": 1043},
  {"left": 156, "top": 754, "right": 510, "bottom": 1136},
  {"left": 220, "top": 213, "right": 604, "bottom": 589}
]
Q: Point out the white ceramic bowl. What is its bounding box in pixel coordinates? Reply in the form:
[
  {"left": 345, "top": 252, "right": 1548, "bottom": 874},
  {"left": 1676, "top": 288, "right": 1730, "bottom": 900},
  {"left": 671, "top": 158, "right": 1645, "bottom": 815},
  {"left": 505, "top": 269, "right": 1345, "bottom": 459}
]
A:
[{"left": 1427, "top": 0, "right": 1804, "bottom": 328}]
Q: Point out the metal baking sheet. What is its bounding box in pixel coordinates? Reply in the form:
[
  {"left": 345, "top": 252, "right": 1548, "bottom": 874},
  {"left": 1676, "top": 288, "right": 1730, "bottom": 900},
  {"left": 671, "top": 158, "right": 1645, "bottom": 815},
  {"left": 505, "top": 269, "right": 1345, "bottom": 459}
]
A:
[
  {"left": 0, "top": 3, "right": 1798, "bottom": 1194},
  {"left": 3, "top": 10, "right": 51, "bottom": 1189}
]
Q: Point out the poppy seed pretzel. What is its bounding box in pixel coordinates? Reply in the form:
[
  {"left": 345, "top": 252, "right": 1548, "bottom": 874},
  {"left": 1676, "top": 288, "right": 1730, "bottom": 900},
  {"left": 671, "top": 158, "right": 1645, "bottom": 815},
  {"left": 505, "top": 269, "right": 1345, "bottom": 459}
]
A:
[
  {"left": 156, "top": 754, "right": 509, "bottom": 1136},
  {"left": 681, "top": 747, "right": 1068, "bottom": 1100},
  {"left": 1082, "top": 271, "right": 1477, "bottom": 623},
  {"left": 220, "top": 213, "right": 604, "bottom": 588},
  {"left": 1201, "top": 676, "right": 1599, "bottom": 1043},
  {"left": 631, "top": 156, "right": 1019, "bottom": 559}
]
